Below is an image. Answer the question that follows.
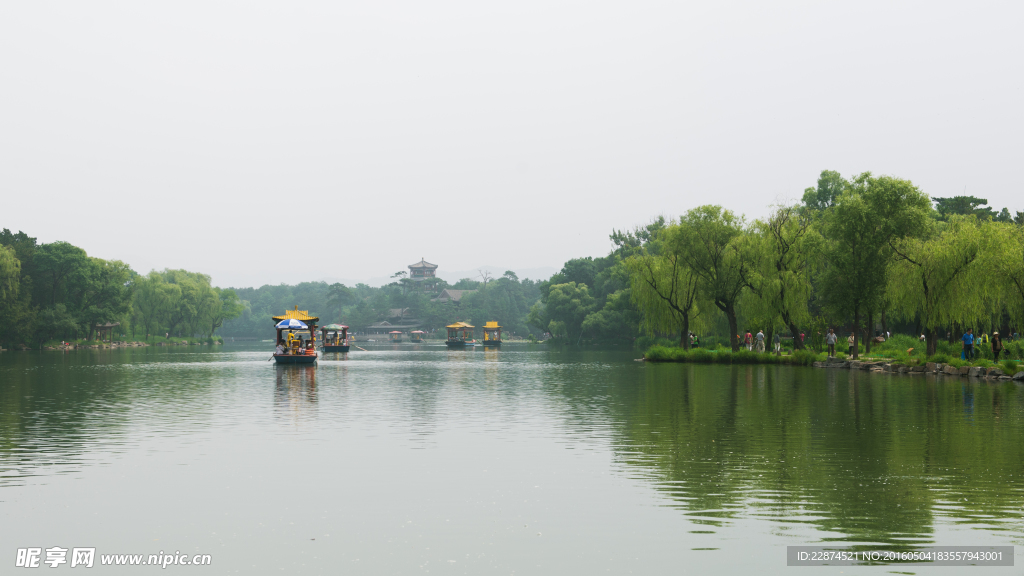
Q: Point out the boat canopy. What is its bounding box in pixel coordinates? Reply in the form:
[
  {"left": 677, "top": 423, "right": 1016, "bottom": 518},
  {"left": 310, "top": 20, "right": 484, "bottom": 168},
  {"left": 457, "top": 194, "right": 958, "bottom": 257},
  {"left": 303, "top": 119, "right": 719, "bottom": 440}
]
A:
[
  {"left": 411, "top": 330, "right": 425, "bottom": 334},
  {"left": 273, "top": 306, "right": 319, "bottom": 322},
  {"left": 323, "top": 324, "right": 348, "bottom": 330},
  {"left": 484, "top": 321, "right": 501, "bottom": 329},
  {"left": 446, "top": 322, "right": 474, "bottom": 329},
  {"left": 389, "top": 330, "right": 402, "bottom": 334}
]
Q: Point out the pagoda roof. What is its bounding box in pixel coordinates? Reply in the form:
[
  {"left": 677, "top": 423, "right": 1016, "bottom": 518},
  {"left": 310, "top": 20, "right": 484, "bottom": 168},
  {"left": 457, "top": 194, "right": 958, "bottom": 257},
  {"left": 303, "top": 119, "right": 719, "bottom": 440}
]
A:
[
  {"left": 446, "top": 321, "right": 474, "bottom": 329},
  {"left": 408, "top": 258, "right": 437, "bottom": 269},
  {"left": 272, "top": 306, "right": 319, "bottom": 322},
  {"left": 484, "top": 321, "right": 501, "bottom": 329}
]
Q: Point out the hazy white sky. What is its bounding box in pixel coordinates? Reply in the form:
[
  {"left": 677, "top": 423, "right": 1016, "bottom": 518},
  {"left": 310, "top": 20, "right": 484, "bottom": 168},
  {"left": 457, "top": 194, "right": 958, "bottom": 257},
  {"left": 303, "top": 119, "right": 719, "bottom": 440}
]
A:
[{"left": 2, "top": 1, "right": 1021, "bottom": 287}]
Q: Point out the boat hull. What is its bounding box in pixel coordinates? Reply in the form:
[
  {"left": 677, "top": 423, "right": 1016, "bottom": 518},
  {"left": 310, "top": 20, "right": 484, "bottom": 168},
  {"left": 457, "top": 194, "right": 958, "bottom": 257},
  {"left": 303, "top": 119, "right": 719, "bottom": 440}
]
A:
[
  {"left": 481, "top": 340, "right": 501, "bottom": 347},
  {"left": 322, "top": 345, "right": 350, "bottom": 352},
  {"left": 446, "top": 340, "right": 474, "bottom": 349},
  {"left": 274, "top": 353, "right": 318, "bottom": 364}
]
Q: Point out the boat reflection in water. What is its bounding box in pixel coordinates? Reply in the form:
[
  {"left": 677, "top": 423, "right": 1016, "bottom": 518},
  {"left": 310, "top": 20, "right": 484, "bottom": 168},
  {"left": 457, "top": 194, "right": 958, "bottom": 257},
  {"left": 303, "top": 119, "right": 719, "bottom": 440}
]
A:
[{"left": 274, "top": 365, "right": 318, "bottom": 421}]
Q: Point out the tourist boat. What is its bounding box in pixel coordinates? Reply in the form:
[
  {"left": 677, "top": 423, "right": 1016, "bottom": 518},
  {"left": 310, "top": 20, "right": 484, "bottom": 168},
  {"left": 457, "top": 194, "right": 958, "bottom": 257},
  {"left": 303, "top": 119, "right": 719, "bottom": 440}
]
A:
[
  {"left": 321, "top": 324, "right": 350, "bottom": 352},
  {"left": 482, "top": 321, "right": 502, "bottom": 347},
  {"left": 445, "top": 322, "right": 475, "bottom": 349},
  {"left": 272, "top": 307, "right": 319, "bottom": 364},
  {"left": 410, "top": 330, "right": 425, "bottom": 343},
  {"left": 389, "top": 330, "right": 403, "bottom": 343}
]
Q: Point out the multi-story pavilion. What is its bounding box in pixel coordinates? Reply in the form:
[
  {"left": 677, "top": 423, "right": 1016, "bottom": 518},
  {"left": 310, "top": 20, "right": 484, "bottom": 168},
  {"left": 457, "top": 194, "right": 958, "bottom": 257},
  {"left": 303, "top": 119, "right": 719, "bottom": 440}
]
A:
[{"left": 408, "top": 258, "right": 439, "bottom": 289}]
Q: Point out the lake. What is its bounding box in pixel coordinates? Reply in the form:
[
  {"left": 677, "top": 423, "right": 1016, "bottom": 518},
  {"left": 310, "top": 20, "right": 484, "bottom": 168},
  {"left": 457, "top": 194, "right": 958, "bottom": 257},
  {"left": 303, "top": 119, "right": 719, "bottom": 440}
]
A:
[{"left": 1, "top": 343, "right": 1021, "bottom": 574}]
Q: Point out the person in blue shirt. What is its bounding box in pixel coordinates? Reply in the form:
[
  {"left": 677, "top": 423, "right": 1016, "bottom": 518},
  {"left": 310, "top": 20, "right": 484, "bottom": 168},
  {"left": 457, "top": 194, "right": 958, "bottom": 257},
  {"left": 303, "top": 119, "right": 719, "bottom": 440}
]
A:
[{"left": 962, "top": 328, "right": 975, "bottom": 360}]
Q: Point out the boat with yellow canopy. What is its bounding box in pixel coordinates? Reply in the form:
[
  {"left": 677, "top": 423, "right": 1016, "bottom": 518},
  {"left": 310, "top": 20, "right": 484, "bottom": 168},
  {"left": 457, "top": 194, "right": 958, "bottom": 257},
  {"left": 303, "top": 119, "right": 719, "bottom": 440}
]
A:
[
  {"left": 445, "top": 322, "right": 475, "bottom": 349},
  {"left": 272, "top": 307, "right": 319, "bottom": 364},
  {"left": 482, "top": 321, "right": 502, "bottom": 347}
]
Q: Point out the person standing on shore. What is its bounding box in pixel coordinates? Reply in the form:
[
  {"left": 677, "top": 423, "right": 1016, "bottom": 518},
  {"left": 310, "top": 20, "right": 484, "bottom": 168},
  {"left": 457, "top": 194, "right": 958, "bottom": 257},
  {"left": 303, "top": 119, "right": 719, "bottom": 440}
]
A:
[
  {"left": 826, "top": 329, "right": 837, "bottom": 357},
  {"left": 745, "top": 331, "right": 753, "bottom": 351},
  {"left": 847, "top": 332, "right": 856, "bottom": 356},
  {"left": 992, "top": 331, "right": 1003, "bottom": 361},
  {"left": 773, "top": 332, "right": 781, "bottom": 354},
  {"left": 755, "top": 330, "right": 765, "bottom": 352},
  {"left": 962, "top": 328, "right": 974, "bottom": 360}
]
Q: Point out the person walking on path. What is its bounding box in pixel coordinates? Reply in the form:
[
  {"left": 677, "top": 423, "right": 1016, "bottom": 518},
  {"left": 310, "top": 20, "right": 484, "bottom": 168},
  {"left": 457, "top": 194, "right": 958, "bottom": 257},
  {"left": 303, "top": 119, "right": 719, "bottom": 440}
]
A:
[
  {"left": 755, "top": 330, "right": 765, "bottom": 352},
  {"left": 826, "top": 329, "right": 837, "bottom": 357},
  {"left": 773, "top": 332, "right": 781, "bottom": 354},
  {"left": 847, "top": 332, "right": 856, "bottom": 356},
  {"left": 962, "top": 328, "right": 975, "bottom": 361},
  {"left": 992, "top": 331, "right": 1003, "bottom": 361}
]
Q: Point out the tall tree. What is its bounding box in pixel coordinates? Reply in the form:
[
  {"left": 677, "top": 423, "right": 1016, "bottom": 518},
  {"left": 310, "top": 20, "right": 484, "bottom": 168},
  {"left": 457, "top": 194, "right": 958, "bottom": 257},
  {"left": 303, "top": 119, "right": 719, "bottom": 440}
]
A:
[
  {"left": 34, "top": 241, "right": 89, "bottom": 307},
  {"left": 673, "top": 205, "right": 750, "bottom": 351},
  {"left": 932, "top": 196, "right": 995, "bottom": 220},
  {"left": 543, "top": 282, "right": 595, "bottom": 343},
  {"left": 0, "top": 246, "right": 20, "bottom": 304},
  {"left": 745, "top": 205, "right": 818, "bottom": 349},
  {"left": 819, "top": 174, "right": 931, "bottom": 359},
  {"left": 625, "top": 224, "right": 702, "bottom": 348},
  {"left": 887, "top": 216, "right": 987, "bottom": 356},
  {"left": 801, "top": 170, "right": 847, "bottom": 211},
  {"left": 990, "top": 222, "right": 1024, "bottom": 331}
]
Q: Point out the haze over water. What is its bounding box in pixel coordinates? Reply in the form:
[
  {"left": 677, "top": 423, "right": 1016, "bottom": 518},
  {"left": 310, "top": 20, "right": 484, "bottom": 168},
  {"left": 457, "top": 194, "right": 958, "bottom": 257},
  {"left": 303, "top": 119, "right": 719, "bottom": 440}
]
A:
[{"left": 2, "top": 345, "right": 1022, "bottom": 574}]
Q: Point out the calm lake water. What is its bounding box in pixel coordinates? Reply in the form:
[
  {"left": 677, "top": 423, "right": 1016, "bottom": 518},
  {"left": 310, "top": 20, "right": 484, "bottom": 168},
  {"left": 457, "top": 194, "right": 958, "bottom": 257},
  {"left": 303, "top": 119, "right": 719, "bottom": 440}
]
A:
[{"left": 1, "top": 344, "right": 1022, "bottom": 574}]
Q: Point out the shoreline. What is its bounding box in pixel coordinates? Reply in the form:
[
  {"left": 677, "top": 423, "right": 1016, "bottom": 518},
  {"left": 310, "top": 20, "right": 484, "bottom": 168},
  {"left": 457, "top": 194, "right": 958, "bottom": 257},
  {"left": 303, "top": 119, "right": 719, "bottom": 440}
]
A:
[{"left": 642, "top": 346, "right": 1024, "bottom": 382}]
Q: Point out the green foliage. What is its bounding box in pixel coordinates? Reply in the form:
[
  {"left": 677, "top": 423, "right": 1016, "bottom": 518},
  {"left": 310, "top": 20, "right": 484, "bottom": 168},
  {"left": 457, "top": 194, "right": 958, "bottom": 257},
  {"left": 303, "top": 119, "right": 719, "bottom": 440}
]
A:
[
  {"left": 801, "top": 170, "right": 847, "bottom": 211},
  {"left": 625, "top": 222, "right": 702, "bottom": 347},
  {"left": 672, "top": 205, "right": 749, "bottom": 351},
  {"left": 544, "top": 282, "right": 595, "bottom": 343},
  {"left": 926, "top": 353, "right": 952, "bottom": 364},
  {"left": 644, "top": 345, "right": 823, "bottom": 366},
  {"left": 0, "top": 245, "right": 20, "bottom": 303},
  {"left": 932, "top": 195, "right": 1003, "bottom": 220},
  {"left": 0, "top": 229, "right": 242, "bottom": 348},
  {"left": 1002, "top": 360, "right": 1020, "bottom": 376}
]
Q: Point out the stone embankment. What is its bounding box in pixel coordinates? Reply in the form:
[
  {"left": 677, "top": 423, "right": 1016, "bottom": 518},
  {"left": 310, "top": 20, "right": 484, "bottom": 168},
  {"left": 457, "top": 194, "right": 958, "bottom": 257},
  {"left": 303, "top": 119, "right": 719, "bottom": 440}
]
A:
[{"left": 813, "top": 359, "right": 1024, "bottom": 381}]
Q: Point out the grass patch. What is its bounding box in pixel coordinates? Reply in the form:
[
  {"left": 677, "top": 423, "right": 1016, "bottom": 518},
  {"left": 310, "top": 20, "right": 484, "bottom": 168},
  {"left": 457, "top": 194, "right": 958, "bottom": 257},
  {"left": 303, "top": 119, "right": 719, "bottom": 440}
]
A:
[
  {"left": 1002, "top": 360, "right": 1020, "bottom": 376},
  {"left": 645, "top": 346, "right": 824, "bottom": 366}
]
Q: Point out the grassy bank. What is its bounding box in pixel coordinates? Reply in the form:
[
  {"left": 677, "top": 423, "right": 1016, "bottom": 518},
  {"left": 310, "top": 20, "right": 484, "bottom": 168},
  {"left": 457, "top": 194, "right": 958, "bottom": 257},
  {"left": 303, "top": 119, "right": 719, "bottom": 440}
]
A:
[
  {"left": 645, "top": 346, "right": 823, "bottom": 366},
  {"left": 645, "top": 333, "right": 1023, "bottom": 376}
]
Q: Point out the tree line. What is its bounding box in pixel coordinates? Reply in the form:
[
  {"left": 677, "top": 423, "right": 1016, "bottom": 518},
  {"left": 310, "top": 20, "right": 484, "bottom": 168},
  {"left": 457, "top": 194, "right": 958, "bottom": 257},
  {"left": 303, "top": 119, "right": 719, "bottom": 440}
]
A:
[
  {"left": 219, "top": 273, "right": 544, "bottom": 339},
  {"left": 0, "top": 230, "right": 242, "bottom": 348},
  {"left": 603, "top": 172, "right": 1023, "bottom": 356}
]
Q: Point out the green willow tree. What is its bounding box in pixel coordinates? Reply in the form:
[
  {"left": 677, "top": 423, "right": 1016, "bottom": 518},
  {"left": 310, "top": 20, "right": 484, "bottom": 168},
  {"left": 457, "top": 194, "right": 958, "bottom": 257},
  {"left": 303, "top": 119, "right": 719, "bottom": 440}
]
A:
[
  {"left": 0, "top": 246, "right": 20, "bottom": 304},
  {"left": 887, "top": 216, "right": 989, "bottom": 356},
  {"left": 818, "top": 174, "right": 931, "bottom": 359},
  {"left": 744, "top": 205, "right": 818, "bottom": 349},
  {"left": 625, "top": 224, "right": 703, "bottom": 348},
  {"left": 673, "top": 206, "right": 749, "bottom": 352},
  {"left": 991, "top": 222, "right": 1024, "bottom": 330}
]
